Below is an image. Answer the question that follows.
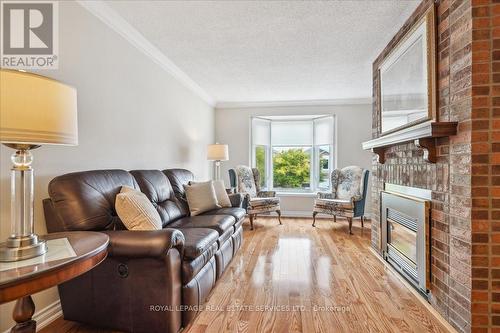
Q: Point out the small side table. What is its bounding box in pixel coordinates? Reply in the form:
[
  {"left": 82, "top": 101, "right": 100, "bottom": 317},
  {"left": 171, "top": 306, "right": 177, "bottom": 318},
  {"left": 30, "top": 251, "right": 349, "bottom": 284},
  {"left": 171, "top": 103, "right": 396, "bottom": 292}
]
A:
[{"left": 0, "top": 231, "right": 108, "bottom": 333}]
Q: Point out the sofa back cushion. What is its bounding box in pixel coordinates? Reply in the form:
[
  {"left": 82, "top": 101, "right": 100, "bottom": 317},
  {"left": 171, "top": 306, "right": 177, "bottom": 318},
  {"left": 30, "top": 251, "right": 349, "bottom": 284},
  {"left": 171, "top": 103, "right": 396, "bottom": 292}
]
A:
[
  {"left": 47, "top": 169, "right": 137, "bottom": 231},
  {"left": 163, "top": 168, "right": 195, "bottom": 213},
  {"left": 130, "top": 170, "right": 187, "bottom": 227}
]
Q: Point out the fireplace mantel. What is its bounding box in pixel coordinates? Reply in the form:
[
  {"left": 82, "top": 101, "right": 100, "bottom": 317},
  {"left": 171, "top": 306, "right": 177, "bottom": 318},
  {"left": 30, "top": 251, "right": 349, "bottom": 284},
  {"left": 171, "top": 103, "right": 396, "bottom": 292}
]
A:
[{"left": 362, "top": 121, "right": 458, "bottom": 164}]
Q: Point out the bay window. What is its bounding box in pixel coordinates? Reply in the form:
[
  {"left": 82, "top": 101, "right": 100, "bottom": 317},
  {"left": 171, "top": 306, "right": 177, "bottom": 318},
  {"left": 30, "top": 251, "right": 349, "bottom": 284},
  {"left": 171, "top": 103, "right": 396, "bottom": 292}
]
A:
[{"left": 250, "top": 115, "right": 335, "bottom": 193}]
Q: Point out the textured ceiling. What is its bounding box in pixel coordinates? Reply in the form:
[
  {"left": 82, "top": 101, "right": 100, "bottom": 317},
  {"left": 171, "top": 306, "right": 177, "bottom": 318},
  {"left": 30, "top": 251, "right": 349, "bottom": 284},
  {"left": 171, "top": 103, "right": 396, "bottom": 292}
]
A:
[{"left": 107, "top": 0, "right": 420, "bottom": 104}]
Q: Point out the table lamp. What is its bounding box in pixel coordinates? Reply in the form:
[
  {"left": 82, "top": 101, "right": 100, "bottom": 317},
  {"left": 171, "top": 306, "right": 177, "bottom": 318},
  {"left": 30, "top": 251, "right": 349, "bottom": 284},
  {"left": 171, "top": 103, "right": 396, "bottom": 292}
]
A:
[
  {"left": 207, "top": 143, "right": 228, "bottom": 180},
  {"left": 0, "top": 69, "right": 78, "bottom": 261}
]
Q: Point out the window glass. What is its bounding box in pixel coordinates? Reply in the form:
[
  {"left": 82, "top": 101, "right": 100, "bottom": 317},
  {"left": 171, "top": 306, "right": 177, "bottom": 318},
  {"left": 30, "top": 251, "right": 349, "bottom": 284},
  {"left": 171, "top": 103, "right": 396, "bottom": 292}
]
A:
[
  {"left": 272, "top": 147, "right": 311, "bottom": 192},
  {"left": 255, "top": 145, "right": 267, "bottom": 188},
  {"left": 251, "top": 116, "right": 334, "bottom": 193},
  {"left": 317, "top": 145, "right": 331, "bottom": 190}
]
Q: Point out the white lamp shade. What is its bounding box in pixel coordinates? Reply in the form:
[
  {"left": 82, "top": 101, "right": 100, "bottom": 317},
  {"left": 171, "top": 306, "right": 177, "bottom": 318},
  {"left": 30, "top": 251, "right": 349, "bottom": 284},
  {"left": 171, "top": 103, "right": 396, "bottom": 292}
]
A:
[
  {"left": 207, "top": 144, "right": 228, "bottom": 161},
  {"left": 0, "top": 69, "right": 78, "bottom": 145}
]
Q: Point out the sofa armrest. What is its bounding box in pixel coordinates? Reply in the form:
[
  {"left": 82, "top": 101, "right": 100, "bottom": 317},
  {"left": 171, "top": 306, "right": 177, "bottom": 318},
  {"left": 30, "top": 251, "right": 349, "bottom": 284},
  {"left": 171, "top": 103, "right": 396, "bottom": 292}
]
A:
[
  {"left": 228, "top": 193, "right": 244, "bottom": 207},
  {"left": 102, "top": 228, "right": 185, "bottom": 259}
]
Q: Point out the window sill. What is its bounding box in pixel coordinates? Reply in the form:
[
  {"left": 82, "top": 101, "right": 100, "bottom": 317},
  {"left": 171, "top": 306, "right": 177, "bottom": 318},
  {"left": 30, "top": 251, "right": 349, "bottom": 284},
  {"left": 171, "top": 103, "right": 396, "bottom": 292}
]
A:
[{"left": 276, "top": 192, "right": 318, "bottom": 198}]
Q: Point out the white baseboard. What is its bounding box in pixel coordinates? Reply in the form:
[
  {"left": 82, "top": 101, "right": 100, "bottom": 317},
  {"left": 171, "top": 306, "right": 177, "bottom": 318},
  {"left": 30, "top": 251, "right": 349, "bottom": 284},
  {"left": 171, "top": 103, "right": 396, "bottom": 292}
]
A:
[
  {"left": 34, "top": 300, "right": 62, "bottom": 331},
  {"left": 2, "top": 299, "right": 62, "bottom": 333},
  {"left": 280, "top": 210, "right": 314, "bottom": 217}
]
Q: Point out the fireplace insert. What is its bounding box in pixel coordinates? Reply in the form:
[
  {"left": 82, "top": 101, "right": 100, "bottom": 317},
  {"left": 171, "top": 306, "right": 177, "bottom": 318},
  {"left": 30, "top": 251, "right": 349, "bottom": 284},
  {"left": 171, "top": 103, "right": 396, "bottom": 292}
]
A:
[{"left": 381, "top": 184, "right": 431, "bottom": 296}]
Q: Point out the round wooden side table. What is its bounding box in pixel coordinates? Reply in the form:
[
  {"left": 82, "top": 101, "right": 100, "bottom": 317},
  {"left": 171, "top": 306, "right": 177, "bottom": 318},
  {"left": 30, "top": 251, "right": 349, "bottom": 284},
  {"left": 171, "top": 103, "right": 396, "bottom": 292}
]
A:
[{"left": 0, "top": 231, "right": 109, "bottom": 333}]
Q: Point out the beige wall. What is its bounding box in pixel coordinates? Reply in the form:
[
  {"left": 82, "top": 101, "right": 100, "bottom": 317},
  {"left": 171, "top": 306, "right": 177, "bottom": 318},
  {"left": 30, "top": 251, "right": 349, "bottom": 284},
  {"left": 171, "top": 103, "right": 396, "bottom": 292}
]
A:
[
  {"left": 0, "top": 2, "right": 214, "bottom": 331},
  {"left": 215, "top": 103, "right": 373, "bottom": 216}
]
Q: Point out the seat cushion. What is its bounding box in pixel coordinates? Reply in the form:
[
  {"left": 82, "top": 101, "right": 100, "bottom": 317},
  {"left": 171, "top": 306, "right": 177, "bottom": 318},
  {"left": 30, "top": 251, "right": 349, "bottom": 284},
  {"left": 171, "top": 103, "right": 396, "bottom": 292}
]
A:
[
  {"left": 233, "top": 219, "right": 245, "bottom": 232},
  {"left": 234, "top": 217, "right": 244, "bottom": 232},
  {"left": 217, "top": 228, "right": 233, "bottom": 247},
  {"left": 179, "top": 228, "right": 219, "bottom": 259},
  {"left": 314, "top": 198, "right": 354, "bottom": 217},
  {"left": 249, "top": 197, "right": 280, "bottom": 208},
  {"left": 180, "top": 239, "right": 218, "bottom": 284},
  {"left": 169, "top": 215, "right": 235, "bottom": 236},
  {"left": 314, "top": 198, "right": 353, "bottom": 209},
  {"left": 201, "top": 207, "right": 246, "bottom": 221}
]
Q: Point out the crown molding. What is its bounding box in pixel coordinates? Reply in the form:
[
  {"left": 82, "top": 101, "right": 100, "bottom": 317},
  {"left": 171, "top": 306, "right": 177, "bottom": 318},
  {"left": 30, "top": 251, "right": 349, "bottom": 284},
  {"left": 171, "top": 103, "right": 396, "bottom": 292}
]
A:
[
  {"left": 215, "top": 98, "right": 372, "bottom": 109},
  {"left": 76, "top": 0, "right": 215, "bottom": 107}
]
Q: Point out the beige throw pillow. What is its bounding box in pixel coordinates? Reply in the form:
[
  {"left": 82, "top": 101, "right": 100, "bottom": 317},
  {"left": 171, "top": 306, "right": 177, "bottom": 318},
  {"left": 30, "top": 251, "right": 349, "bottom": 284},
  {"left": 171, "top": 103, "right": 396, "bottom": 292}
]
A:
[
  {"left": 115, "top": 186, "right": 162, "bottom": 230},
  {"left": 212, "top": 180, "right": 232, "bottom": 208},
  {"left": 190, "top": 180, "right": 232, "bottom": 208},
  {"left": 184, "top": 181, "right": 220, "bottom": 216}
]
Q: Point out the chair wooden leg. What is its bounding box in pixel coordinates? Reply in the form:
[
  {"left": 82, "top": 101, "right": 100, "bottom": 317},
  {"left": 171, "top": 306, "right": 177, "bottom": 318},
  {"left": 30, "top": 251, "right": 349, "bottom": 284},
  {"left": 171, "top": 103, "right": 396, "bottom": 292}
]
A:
[
  {"left": 361, "top": 216, "right": 364, "bottom": 228},
  {"left": 249, "top": 214, "right": 254, "bottom": 230},
  {"left": 277, "top": 210, "right": 282, "bottom": 225},
  {"left": 312, "top": 211, "right": 317, "bottom": 227},
  {"left": 334, "top": 215, "right": 336, "bottom": 223},
  {"left": 348, "top": 217, "right": 353, "bottom": 235}
]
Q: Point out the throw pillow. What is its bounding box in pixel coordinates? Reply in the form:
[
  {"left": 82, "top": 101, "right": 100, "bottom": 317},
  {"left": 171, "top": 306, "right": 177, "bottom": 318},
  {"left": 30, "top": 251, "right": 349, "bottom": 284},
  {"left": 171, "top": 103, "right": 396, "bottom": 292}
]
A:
[
  {"left": 115, "top": 186, "right": 162, "bottom": 230},
  {"left": 184, "top": 181, "right": 221, "bottom": 216},
  {"left": 190, "top": 180, "right": 232, "bottom": 208},
  {"left": 212, "top": 180, "right": 232, "bottom": 208}
]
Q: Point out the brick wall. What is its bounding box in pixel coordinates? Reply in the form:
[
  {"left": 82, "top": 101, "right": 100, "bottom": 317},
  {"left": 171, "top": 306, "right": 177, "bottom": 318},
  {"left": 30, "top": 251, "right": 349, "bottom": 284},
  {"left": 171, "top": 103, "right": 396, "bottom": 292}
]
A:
[
  {"left": 470, "top": 0, "right": 500, "bottom": 332},
  {"left": 371, "top": 0, "right": 473, "bottom": 331}
]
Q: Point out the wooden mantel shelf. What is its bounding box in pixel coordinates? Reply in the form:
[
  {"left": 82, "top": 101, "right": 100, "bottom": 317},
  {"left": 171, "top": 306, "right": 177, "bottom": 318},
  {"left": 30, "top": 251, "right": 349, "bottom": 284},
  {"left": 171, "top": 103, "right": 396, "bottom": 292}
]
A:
[{"left": 362, "top": 121, "right": 458, "bottom": 164}]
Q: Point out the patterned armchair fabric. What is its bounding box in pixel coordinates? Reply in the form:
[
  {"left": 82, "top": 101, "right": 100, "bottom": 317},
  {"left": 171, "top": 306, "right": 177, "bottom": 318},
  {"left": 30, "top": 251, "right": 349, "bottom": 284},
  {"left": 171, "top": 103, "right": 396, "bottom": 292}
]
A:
[
  {"left": 229, "top": 165, "right": 282, "bottom": 230},
  {"left": 313, "top": 166, "right": 369, "bottom": 234},
  {"left": 233, "top": 165, "right": 256, "bottom": 197}
]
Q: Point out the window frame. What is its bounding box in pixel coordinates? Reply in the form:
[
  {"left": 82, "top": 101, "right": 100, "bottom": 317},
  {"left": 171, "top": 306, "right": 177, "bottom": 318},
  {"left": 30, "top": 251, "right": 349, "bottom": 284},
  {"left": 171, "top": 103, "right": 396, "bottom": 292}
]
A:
[{"left": 250, "top": 115, "right": 335, "bottom": 194}]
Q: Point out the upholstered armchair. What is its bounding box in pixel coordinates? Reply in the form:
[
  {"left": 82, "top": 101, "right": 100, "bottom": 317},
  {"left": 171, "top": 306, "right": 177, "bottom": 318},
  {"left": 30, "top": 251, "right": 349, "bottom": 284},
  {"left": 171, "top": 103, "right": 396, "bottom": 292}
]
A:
[
  {"left": 312, "top": 166, "right": 369, "bottom": 234},
  {"left": 229, "top": 165, "right": 282, "bottom": 230}
]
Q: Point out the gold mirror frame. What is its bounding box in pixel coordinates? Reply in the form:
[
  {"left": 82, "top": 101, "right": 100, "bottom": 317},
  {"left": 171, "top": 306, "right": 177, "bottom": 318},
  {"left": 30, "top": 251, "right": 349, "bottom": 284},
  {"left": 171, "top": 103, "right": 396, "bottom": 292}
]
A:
[{"left": 377, "top": 4, "right": 437, "bottom": 136}]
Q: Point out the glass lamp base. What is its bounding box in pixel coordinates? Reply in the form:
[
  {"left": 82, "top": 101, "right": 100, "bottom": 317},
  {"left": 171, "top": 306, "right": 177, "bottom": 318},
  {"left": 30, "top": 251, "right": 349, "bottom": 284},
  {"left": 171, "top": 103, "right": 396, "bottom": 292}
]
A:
[{"left": 0, "top": 234, "right": 47, "bottom": 262}]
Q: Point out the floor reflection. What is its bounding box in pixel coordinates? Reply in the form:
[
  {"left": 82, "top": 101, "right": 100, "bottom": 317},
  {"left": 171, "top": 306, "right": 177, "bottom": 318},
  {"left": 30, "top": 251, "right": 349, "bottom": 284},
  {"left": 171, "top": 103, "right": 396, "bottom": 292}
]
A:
[{"left": 252, "top": 237, "right": 313, "bottom": 288}]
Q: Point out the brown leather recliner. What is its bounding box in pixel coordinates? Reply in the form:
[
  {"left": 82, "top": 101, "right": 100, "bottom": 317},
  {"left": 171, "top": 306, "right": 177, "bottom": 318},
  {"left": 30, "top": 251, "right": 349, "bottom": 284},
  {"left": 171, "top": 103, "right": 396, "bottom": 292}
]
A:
[
  {"left": 163, "top": 169, "right": 245, "bottom": 273},
  {"left": 43, "top": 169, "right": 245, "bottom": 333}
]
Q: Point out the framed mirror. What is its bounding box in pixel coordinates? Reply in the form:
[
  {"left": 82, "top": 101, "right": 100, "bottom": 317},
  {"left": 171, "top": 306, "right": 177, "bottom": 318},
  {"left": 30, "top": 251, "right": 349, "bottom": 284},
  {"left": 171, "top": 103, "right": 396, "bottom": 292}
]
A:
[{"left": 379, "top": 6, "right": 436, "bottom": 135}]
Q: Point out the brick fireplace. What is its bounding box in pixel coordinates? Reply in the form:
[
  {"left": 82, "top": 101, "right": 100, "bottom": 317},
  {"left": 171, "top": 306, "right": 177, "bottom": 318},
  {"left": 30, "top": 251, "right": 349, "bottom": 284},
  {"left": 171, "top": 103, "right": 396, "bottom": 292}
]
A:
[{"left": 370, "top": 0, "right": 500, "bottom": 332}]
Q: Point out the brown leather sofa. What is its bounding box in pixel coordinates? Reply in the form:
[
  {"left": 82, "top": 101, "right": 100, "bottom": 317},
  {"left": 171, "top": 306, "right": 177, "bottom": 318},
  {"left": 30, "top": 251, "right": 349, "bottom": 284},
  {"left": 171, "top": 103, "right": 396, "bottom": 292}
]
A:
[{"left": 43, "top": 169, "right": 245, "bottom": 333}]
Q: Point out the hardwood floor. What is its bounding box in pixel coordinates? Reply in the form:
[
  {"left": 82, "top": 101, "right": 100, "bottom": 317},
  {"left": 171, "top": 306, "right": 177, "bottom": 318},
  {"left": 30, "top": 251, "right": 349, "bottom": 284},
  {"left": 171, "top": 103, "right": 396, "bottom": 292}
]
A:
[{"left": 41, "top": 217, "right": 452, "bottom": 333}]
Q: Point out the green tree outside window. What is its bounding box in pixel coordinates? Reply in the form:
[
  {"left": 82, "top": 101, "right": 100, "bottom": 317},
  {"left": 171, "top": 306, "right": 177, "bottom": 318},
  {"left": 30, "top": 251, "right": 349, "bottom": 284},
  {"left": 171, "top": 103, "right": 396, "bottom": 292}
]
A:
[
  {"left": 273, "top": 148, "right": 311, "bottom": 188},
  {"left": 255, "top": 146, "right": 267, "bottom": 188}
]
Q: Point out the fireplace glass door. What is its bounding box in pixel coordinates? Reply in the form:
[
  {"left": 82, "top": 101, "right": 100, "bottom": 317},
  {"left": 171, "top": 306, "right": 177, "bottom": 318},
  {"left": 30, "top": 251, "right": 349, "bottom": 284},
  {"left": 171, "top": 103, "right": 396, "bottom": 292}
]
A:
[{"left": 387, "top": 208, "right": 417, "bottom": 270}]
